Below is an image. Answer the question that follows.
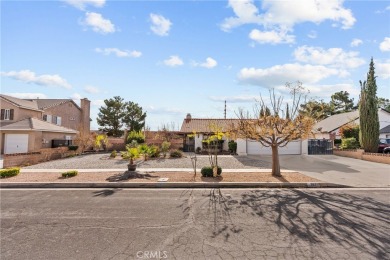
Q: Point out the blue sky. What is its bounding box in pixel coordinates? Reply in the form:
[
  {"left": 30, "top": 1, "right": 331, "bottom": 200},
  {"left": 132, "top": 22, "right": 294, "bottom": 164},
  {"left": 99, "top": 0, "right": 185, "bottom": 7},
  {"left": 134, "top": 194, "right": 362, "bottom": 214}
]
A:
[{"left": 1, "top": 0, "right": 389, "bottom": 130}]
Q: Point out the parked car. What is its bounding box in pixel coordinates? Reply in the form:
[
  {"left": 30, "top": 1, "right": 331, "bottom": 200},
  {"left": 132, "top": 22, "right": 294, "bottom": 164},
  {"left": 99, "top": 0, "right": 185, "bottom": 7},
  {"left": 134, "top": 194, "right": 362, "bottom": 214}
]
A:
[
  {"left": 383, "top": 147, "right": 390, "bottom": 154},
  {"left": 378, "top": 138, "right": 390, "bottom": 153}
]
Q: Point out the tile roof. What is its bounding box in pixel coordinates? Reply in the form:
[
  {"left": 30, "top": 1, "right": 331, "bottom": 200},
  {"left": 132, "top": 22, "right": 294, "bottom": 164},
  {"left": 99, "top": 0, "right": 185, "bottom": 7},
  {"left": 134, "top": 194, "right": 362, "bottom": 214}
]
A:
[
  {"left": 313, "top": 110, "right": 359, "bottom": 133},
  {"left": 380, "top": 125, "right": 390, "bottom": 134},
  {"left": 180, "top": 118, "right": 241, "bottom": 133},
  {"left": 0, "top": 94, "right": 40, "bottom": 111},
  {"left": 0, "top": 117, "right": 78, "bottom": 133},
  {"left": 27, "top": 99, "right": 80, "bottom": 110}
]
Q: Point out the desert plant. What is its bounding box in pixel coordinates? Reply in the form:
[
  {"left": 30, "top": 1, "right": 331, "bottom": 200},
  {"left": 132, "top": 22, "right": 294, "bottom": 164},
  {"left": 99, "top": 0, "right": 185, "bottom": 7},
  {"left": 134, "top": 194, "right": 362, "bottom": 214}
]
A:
[
  {"left": 201, "top": 166, "right": 222, "bottom": 177},
  {"left": 138, "top": 144, "right": 150, "bottom": 161},
  {"left": 228, "top": 140, "right": 237, "bottom": 154},
  {"left": 127, "top": 130, "right": 145, "bottom": 144},
  {"left": 68, "top": 145, "right": 79, "bottom": 151},
  {"left": 0, "top": 167, "right": 20, "bottom": 178},
  {"left": 122, "top": 146, "right": 140, "bottom": 164},
  {"left": 94, "top": 134, "right": 108, "bottom": 151},
  {"left": 110, "top": 150, "right": 117, "bottom": 158},
  {"left": 169, "top": 150, "right": 183, "bottom": 158},
  {"left": 340, "top": 137, "right": 359, "bottom": 149},
  {"left": 161, "top": 141, "right": 171, "bottom": 158},
  {"left": 148, "top": 145, "right": 160, "bottom": 158},
  {"left": 62, "top": 170, "right": 78, "bottom": 178}
]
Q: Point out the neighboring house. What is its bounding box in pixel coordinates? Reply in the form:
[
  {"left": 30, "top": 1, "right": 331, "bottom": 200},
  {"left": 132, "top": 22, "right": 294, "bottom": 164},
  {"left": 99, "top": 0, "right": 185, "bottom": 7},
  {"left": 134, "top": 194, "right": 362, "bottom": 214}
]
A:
[
  {"left": 380, "top": 125, "right": 390, "bottom": 139},
  {"left": 180, "top": 113, "right": 304, "bottom": 156},
  {"left": 0, "top": 94, "right": 90, "bottom": 154},
  {"left": 313, "top": 108, "right": 390, "bottom": 139}
]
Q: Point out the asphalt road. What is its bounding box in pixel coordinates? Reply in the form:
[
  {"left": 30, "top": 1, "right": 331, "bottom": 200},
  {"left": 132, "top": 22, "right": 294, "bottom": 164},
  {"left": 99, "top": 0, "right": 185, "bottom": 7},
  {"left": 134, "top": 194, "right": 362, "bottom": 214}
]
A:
[{"left": 1, "top": 188, "right": 389, "bottom": 260}]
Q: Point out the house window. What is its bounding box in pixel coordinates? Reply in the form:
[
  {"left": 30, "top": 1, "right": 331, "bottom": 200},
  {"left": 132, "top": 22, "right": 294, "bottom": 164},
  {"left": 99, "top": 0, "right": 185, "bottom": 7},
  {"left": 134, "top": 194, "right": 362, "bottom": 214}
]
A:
[
  {"left": 43, "top": 114, "right": 52, "bottom": 123},
  {"left": 1, "top": 109, "right": 14, "bottom": 120},
  {"left": 52, "top": 116, "right": 62, "bottom": 126}
]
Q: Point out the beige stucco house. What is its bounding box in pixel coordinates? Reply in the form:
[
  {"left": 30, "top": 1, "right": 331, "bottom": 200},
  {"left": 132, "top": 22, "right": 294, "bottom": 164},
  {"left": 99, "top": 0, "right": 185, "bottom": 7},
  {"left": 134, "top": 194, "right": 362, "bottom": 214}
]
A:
[{"left": 0, "top": 94, "right": 90, "bottom": 154}]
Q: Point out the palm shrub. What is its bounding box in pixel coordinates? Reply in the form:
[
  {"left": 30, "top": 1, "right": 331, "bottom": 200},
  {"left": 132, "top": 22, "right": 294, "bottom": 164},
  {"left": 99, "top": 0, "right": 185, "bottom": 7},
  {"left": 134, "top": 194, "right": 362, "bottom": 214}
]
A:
[
  {"left": 127, "top": 131, "right": 145, "bottom": 144},
  {"left": 161, "top": 141, "right": 171, "bottom": 158},
  {"left": 148, "top": 145, "right": 160, "bottom": 158},
  {"left": 121, "top": 146, "right": 140, "bottom": 164},
  {"left": 138, "top": 144, "right": 150, "bottom": 161}
]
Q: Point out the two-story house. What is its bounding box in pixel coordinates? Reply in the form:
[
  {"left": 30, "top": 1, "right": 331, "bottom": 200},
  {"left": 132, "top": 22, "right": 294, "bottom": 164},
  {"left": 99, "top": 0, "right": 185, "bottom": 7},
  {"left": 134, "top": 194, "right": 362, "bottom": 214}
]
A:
[{"left": 0, "top": 94, "right": 90, "bottom": 154}]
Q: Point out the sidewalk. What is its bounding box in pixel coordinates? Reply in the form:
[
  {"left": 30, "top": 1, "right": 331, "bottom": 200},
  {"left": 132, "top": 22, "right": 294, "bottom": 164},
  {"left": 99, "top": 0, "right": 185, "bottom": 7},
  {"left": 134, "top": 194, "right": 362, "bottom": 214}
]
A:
[{"left": 1, "top": 167, "right": 348, "bottom": 189}]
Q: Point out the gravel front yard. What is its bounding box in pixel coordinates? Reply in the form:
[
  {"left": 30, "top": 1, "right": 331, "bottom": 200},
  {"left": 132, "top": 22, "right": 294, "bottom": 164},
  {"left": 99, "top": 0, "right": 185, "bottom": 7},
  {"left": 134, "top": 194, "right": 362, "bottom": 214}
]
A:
[{"left": 23, "top": 153, "right": 272, "bottom": 169}]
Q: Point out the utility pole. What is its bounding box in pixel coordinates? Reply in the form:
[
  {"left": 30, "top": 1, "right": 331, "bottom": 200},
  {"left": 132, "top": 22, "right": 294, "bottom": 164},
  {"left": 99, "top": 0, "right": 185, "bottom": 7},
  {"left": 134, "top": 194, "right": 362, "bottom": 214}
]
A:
[{"left": 224, "top": 100, "right": 226, "bottom": 119}]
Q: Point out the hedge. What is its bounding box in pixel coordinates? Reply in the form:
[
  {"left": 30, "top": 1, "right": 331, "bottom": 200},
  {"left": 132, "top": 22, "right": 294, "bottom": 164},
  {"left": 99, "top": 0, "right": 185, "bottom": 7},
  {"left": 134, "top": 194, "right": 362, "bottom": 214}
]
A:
[
  {"left": 62, "top": 170, "right": 78, "bottom": 178},
  {"left": 201, "top": 166, "right": 222, "bottom": 177},
  {"left": 0, "top": 167, "right": 20, "bottom": 178}
]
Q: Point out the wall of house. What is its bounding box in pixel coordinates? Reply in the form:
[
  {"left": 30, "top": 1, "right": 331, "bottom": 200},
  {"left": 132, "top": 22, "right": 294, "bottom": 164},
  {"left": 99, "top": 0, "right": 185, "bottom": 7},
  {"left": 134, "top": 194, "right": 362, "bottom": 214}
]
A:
[
  {"left": 380, "top": 133, "right": 390, "bottom": 139},
  {"left": 41, "top": 132, "right": 77, "bottom": 148},
  {"left": 379, "top": 110, "right": 390, "bottom": 130},
  {"left": 0, "top": 102, "right": 41, "bottom": 126},
  {"left": 236, "top": 138, "right": 247, "bottom": 155},
  {"left": 43, "top": 101, "right": 81, "bottom": 130},
  {"left": 3, "top": 147, "right": 78, "bottom": 168}
]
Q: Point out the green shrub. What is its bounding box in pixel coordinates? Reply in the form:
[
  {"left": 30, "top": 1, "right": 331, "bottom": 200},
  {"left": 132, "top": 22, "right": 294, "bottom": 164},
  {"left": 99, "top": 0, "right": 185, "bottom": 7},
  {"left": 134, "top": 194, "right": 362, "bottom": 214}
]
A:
[
  {"left": 127, "top": 131, "right": 145, "bottom": 144},
  {"left": 148, "top": 145, "right": 160, "bottom": 158},
  {"left": 340, "top": 137, "right": 359, "bottom": 149},
  {"left": 201, "top": 166, "right": 222, "bottom": 177},
  {"left": 68, "top": 145, "right": 78, "bottom": 151},
  {"left": 161, "top": 141, "right": 171, "bottom": 157},
  {"left": 228, "top": 141, "right": 237, "bottom": 154},
  {"left": 110, "top": 150, "right": 117, "bottom": 158},
  {"left": 169, "top": 150, "right": 183, "bottom": 158},
  {"left": 62, "top": 170, "right": 78, "bottom": 178},
  {"left": 334, "top": 139, "right": 342, "bottom": 145},
  {"left": 0, "top": 168, "right": 20, "bottom": 178},
  {"left": 196, "top": 147, "right": 202, "bottom": 154}
]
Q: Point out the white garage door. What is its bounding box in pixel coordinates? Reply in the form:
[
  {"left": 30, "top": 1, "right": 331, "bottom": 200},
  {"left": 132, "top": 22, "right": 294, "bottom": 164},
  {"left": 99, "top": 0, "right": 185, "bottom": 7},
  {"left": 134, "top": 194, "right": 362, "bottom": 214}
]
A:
[
  {"left": 4, "top": 134, "right": 29, "bottom": 154},
  {"left": 247, "top": 140, "right": 301, "bottom": 155}
]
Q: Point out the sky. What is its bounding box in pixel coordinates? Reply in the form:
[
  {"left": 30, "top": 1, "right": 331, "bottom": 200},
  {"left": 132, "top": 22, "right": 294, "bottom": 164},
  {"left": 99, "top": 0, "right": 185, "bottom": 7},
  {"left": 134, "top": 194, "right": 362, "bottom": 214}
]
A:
[{"left": 1, "top": 0, "right": 390, "bottom": 130}]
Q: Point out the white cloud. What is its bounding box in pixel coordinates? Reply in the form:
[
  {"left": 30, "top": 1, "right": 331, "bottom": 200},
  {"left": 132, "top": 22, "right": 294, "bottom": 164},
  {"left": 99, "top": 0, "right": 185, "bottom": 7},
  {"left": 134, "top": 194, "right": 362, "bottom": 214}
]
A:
[
  {"left": 249, "top": 29, "right": 295, "bottom": 44},
  {"left": 83, "top": 12, "right": 115, "bottom": 34},
  {"left": 221, "top": 0, "right": 356, "bottom": 44},
  {"left": 209, "top": 95, "right": 259, "bottom": 103},
  {"left": 150, "top": 13, "right": 172, "bottom": 36},
  {"left": 350, "top": 38, "right": 363, "bottom": 47},
  {"left": 64, "top": 0, "right": 105, "bottom": 10},
  {"left": 147, "top": 106, "right": 183, "bottom": 115},
  {"left": 238, "top": 63, "right": 340, "bottom": 87},
  {"left": 293, "top": 45, "right": 365, "bottom": 69},
  {"left": 4, "top": 93, "right": 48, "bottom": 99},
  {"left": 379, "top": 37, "right": 390, "bottom": 52},
  {"left": 95, "top": 48, "right": 142, "bottom": 58},
  {"left": 1, "top": 70, "right": 72, "bottom": 89},
  {"left": 220, "top": 0, "right": 262, "bottom": 32},
  {"left": 305, "top": 83, "right": 360, "bottom": 98},
  {"left": 163, "top": 55, "right": 183, "bottom": 67},
  {"left": 84, "top": 85, "right": 100, "bottom": 94},
  {"left": 193, "top": 57, "right": 218, "bottom": 69},
  {"left": 91, "top": 99, "right": 105, "bottom": 107},
  {"left": 376, "top": 61, "right": 390, "bottom": 79}
]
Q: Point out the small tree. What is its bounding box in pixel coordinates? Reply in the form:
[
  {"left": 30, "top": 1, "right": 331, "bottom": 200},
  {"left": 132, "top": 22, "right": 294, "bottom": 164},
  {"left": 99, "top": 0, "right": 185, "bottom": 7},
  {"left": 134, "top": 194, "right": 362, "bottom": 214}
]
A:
[
  {"left": 122, "top": 101, "right": 147, "bottom": 132},
  {"left": 230, "top": 82, "right": 315, "bottom": 177},
  {"left": 161, "top": 141, "right": 171, "bottom": 158},
  {"left": 330, "top": 91, "right": 355, "bottom": 114},
  {"left": 94, "top": 134, "right": 108, "bottom": 151},
  {"left": 97, "top": 96, "right": 125, "bottom": 137},
  {"left": 203, "top": 124, "right": 226, "bottom": 177}
]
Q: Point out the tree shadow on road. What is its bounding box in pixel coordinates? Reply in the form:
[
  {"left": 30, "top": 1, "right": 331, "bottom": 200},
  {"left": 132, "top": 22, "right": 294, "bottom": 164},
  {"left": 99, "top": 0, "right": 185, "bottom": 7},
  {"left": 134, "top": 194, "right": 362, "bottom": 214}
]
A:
[
  {"left": 106, "top": 171, "right": 159, "bottom": 182},
  {"left": 237, "top": 189, "right": 390, "bottom": 259}
]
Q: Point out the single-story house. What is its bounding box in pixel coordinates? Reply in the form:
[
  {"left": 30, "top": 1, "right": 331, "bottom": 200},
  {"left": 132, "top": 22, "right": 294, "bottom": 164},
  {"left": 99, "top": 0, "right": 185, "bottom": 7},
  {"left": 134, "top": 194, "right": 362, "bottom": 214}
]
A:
[
  {"left": 180, "top": 113, "right": 306, "bottom": 156},
  {"left": 313, "top": 108, "right": 390, "bottom": 139},
  {"left": 380, "top": 125, "right": 390, "bottom": 139}
]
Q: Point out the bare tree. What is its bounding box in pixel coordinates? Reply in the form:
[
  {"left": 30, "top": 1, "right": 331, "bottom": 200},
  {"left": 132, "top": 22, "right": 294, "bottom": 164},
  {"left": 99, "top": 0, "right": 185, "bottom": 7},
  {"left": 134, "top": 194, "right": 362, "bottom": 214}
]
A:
[{"left": 230, "top": 82, "right": 315, "bottom": 177}]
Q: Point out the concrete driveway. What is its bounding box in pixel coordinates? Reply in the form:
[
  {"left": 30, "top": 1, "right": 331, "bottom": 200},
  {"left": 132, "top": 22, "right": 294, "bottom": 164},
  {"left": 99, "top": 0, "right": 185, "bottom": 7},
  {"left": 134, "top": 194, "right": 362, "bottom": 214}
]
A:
[{"left": 248, "top": 154, "right": 390, "bottom": 188}]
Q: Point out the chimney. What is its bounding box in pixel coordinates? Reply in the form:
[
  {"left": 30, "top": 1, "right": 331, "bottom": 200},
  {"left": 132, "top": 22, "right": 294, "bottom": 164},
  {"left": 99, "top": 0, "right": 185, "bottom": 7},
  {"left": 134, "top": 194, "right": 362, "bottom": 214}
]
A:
[
  {"left": 185, "top": 113, "right": 192, "bottom": 123},
  {"left": 80, "top": 98, "right": 91, "bottom": 136}
]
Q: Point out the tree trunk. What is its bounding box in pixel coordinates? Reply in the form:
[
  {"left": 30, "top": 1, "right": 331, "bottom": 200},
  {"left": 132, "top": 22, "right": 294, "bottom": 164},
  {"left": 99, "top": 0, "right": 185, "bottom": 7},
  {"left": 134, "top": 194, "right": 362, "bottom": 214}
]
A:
[{"left": 271, "top": 145, "right": 281, "bottom": 177}]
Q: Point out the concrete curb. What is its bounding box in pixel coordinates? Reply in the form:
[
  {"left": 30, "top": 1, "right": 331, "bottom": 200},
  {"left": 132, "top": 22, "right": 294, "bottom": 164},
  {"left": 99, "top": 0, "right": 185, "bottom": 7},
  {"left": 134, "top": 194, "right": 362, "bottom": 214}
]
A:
[
  {"left": 0, "top": 182, "right": 350, "bottom": 189},
  {"left": 20, "top": 168, "right": 297, "bottom": 173}
]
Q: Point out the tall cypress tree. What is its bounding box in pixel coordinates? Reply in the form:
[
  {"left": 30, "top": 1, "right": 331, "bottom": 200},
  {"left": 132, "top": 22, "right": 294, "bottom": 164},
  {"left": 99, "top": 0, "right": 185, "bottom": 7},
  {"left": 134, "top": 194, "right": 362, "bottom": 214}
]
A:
[{"left": 359, "top": 58, "right": 379, "bottom": 152}]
